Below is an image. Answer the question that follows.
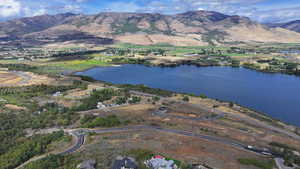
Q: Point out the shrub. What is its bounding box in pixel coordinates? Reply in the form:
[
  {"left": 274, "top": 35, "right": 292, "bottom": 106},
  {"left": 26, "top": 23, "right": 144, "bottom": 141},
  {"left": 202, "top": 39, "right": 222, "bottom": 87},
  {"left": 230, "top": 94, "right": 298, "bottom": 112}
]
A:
[
  {"left": 238, "top": 158, "right": 274, "bottom": 169},
  {"left": 117, "top": 84, "right": 173, "bottom": 97},
  {"left": 115, "top": 97, "right": 127, "bottom": 105},
  {"left": 152, "top": 96, "right": 160, "bottom": 102},
  {"left": 129, "top": 96, "right": 141, "bottom": 104},
  {"left": 199, "top": 94, "right": 207, "bottom": 99},
  {"left": 82, "top": 115, "right": 121, "bottom": 128},
  {"left": 183, "top": 96, "right": 189, "bottom": 102},
  {"left": 74, "top": 88, "right": 116, "bottom": 111}
]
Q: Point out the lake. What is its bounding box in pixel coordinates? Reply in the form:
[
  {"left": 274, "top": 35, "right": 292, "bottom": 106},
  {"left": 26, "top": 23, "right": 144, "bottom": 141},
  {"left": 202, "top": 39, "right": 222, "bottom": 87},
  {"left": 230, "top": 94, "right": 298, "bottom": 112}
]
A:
[
  {"left": 281, "top": 50, "right": 300, "bottom": 54},
  {"left": 75, "top": 64, "right": 300, "bottom": 126}
]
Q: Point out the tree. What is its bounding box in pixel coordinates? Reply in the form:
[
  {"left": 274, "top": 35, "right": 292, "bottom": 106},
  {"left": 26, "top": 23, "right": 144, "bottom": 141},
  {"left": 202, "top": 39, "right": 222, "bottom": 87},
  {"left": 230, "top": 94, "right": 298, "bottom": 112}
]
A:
[
  {"left": 183, "top": 96, "right": 189, "bottom": 102},
  {"left": 199, "top": 94, "right": 207, "bottom": 99},
  {"left": 231, "top": 60, "right": 240, "bottom": 67},
  {"left": 115, "top": 97, "right": 127, "bottom": 105},
  {"left": 286, "top": 62, "right": 298, "bottom": 70},
  {"left": 129, "top": 96, "right": 141, "bottom": 104},
  {"left": 152, "top": 96, "right": 160, "bottom": 102}
]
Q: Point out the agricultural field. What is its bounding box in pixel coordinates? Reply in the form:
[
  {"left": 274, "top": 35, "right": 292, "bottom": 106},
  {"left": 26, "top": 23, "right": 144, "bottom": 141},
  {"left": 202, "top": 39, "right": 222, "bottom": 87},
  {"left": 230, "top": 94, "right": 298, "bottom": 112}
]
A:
[{"left": 1, "top": 43, "right": 300, "bottom": 76}]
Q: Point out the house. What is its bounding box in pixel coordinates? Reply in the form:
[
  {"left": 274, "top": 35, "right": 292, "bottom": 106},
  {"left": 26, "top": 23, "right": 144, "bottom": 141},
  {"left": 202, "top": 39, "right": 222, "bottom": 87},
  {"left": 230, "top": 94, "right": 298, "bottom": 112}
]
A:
[
  {"left": 97, "top": 102, "right": 106, "bottom": 109},
  {"left": 144, "top": 155, "right": 178, "bottom": 169},
  {"left": 0, "top": 68, "right": 8, "bottom": 71},
  {"left": 110, "top": 156, "right": 137, "bottom": 169},
  {"left": 154, "top": 155, "right": 164, "bottom": 159},
  {"left": 183, "top": 53, "right": 199, "bottom": 57},
  {"left": 192, "top": 165, "right": 210, "bottom": 169},
  {"left": 0, "top": 98, "right": 7, "bottom": 103},
  {"left": 293, "top": 151, "right": 300, "bottom": 156},
  {"left": 53, "top": 91, "right": 62, "bottom": 97},
  {"left": 77, "top": 159, "right": 96, "bottom": 169}
]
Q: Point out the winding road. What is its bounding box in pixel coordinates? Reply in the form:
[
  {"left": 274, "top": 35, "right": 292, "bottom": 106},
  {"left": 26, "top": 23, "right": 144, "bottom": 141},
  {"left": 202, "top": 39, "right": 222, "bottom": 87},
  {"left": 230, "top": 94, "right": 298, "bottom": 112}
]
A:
[
  {"left": 58, "top": 131, "right": 85, "bottom": 155},
  {"left": 15, "top": 125, "right": 278, "bottom": 169},
  {"left": 63, "top": 125, "right": 273, "bottom": 156},
  {"left": 275, "top": 158, "right": 294, "bottom": 169},
  {"left": 15, "top": 90, "right": 299, "bottom": 169},
  {"left": 131, "top": 90, "right": 300, "bottom": 141}
]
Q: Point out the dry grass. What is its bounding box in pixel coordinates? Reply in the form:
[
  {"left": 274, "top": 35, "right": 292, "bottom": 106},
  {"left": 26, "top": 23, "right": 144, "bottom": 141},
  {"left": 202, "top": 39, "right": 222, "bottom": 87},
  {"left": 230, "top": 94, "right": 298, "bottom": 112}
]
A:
[
  {"left": 226, "top": 24, "right": 300, "bottom": 43},
  {"left": 0, "top": 71, "right": 23, "bottom": 85},
  {"left": 4, "top": 104, "right": 27, "bottom": 111},
  {"left": 81, "top": 130, "right": 261, "bottom": 169},
  {"left": 115, "top": 34, "right": 207, "bottom": 46},
  {"left": 0, "top": 71, "right": 54, "bottom": 87}
]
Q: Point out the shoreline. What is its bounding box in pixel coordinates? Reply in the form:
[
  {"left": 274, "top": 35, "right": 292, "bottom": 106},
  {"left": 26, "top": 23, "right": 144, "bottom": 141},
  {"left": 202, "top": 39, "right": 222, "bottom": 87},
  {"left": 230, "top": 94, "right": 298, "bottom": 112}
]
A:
[
  {"left": 70, "top": 69, "right": 300, "bottom": 129},
  {"left": 62, "top": 64, "right": 122, "bottom": 75},
  {"left": 152, "top": 61, "right": 300, "bottom": 77},
  {"left": 1, "top": 61, "right": 299, "bottom": 127},
  {"left": 69, "top": 60, "right": 300, "bottom": 78}
]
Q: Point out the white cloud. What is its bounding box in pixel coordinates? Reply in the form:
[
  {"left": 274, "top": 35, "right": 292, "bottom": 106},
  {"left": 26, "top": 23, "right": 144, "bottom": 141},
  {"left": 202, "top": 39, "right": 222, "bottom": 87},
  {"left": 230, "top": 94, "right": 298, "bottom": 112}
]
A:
[
  {"left": 250, "top": 7, "right": 300, "bottom": 23},
  {"left": 133, "top": 0, "right": 300, "bottom": 22},
  {"left": 0, "top": 0, "right": 299, "bottom": 23},
  {"left": 24, "top": 6, "right": 47, "bottom": 17},
  {"left": 104, "top": 2, "right": 140, "bottom": 13},
  {"left": 33, "top": 8, "right": 47, "bottom": 16},
  {"left": 0, "top": 0, "right": 21, "bottom": 17},
  {"left": 63, "top": 4, "right": 81, "bottom": 12},
  {"left": 75, "top": 0, "right": 88, "bottom": 2}
]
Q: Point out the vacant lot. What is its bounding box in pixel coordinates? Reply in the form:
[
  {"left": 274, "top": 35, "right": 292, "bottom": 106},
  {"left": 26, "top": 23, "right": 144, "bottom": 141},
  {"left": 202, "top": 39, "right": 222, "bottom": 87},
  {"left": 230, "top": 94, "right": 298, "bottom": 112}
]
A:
[
  {"left": 0, "top": 71, "right": 23, "bottom": 86},
  {"left": 0, "top": 71, "right": 54, "bottom": 87},
  {"left": 79, "top": 130, "right": 265, "bottom": 169}
]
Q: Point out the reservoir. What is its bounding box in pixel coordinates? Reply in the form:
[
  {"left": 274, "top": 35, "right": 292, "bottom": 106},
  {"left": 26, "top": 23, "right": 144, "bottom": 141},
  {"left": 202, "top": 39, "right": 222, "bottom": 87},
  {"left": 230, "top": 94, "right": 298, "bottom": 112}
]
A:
[{"left": 75, "top": 64, "right": 300, "bottom": 126}]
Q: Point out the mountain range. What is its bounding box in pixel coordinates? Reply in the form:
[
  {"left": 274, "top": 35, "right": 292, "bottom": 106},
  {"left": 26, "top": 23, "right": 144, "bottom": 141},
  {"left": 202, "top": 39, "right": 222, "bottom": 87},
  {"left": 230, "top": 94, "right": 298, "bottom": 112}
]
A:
[
  {"left": 267, "top": 20, "right": 300, "bottom": 33},
  {"left": 1, "top": 11, "right": 300, "bottom": 46}
]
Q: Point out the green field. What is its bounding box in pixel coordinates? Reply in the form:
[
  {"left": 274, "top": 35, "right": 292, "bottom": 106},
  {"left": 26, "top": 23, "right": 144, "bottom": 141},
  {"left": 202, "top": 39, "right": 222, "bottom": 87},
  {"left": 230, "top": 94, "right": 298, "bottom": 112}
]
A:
[{"left": 49, "top": 59, "right": 111, "bottom": 71}]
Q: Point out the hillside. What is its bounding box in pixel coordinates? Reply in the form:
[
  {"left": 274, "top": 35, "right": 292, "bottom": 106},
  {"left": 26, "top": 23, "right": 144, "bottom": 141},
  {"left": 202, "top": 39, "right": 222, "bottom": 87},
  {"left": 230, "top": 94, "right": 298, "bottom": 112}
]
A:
[
  {"left": 267, "top": 20, "right": 300, "bottom": 33},
  {"left": 0, "top": 13, "right": 76, "bottom": 37},
  {"left": 1, "top": 11, "right": 300, "bottom": 46}
]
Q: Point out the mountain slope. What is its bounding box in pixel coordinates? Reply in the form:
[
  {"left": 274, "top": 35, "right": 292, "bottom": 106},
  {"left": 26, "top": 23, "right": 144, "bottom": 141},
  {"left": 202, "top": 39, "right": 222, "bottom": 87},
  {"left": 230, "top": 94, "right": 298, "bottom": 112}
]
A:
[
  {"left": 0, "top": 13, "right": 76, "bottom": 37},
  {"left": 1, "top": 11, "right": 300, "bottom": 46},
  {"left": 267, "top": 20, "right": 300, "bottom": 33}
]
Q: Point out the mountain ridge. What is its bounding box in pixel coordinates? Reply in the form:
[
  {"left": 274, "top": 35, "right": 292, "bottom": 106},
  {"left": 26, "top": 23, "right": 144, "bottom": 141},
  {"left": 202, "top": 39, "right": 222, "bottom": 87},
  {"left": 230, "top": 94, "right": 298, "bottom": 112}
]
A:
[
  {"left": 1, "top": 11, "right": 300, "bottom": 46},
  {"left": 267, "top": 20, "right": 300, "bottom": 33}
]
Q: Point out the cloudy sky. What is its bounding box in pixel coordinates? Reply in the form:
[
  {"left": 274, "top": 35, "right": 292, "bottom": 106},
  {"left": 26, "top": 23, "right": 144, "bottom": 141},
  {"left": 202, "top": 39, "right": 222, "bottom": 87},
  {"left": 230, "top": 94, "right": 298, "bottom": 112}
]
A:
[{"left": 0, "top": 0, "right": 300, "bottom": 23}]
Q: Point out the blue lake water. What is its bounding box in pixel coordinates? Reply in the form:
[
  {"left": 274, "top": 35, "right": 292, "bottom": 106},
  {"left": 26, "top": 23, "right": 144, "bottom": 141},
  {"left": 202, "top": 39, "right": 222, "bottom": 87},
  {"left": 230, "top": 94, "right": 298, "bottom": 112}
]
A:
[
  {"left": 75, "top": 64, "right": 300, "bottom": 126},
  {"left": 281, "top": 50, "right": 300, "bottom": 54}
]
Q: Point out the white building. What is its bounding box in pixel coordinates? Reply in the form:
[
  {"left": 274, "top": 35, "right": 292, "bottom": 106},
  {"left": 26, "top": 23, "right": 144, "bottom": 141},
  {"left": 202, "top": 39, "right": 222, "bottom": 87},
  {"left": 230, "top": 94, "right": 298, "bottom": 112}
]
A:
[
  {"left": 97, "top": 102, "right": 106, "bottom": 109},
  {"left": 144, "top": 156, "right": 179, "bottom": 169}
]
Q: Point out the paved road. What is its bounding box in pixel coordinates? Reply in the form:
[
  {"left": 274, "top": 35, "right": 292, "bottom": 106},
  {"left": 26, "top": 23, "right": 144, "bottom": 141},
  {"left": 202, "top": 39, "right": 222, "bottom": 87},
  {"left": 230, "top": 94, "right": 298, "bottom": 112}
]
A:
[
  {"left": 162, "top": 97, "right": 300, "bottom": 141},
  {"left": 16, "top": 89, "right": 299, "bottom": 168},
  {"left": 15, "top": 125, "right": 275, "bottom": 169},
  {"left": 129, "top": 91, "right": 158, "bottom": 98},
  {"left": 132, "top": 90, "right": 300, "bottom": 141},
  {"left": 153, "top": 107, "right": 226, "bottom": 122},
  {"left": 275, "top": 158, "right": 295, "bottom": 169},
  {"left": 58, "top": 132, "right": 85, "bottom": 155},
  {"left": 15, "top": 154, "right": 49, "bottom": 169},
  {"left": 63, "top": 125, "right": 273, "bottom": 156}
]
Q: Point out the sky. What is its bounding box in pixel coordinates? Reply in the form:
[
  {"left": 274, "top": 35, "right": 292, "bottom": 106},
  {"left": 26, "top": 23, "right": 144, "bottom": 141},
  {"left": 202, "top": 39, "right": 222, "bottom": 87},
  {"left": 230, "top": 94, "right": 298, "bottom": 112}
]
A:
[{"left": 0, "top": 0, "right": 300, "bottom": 23}]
